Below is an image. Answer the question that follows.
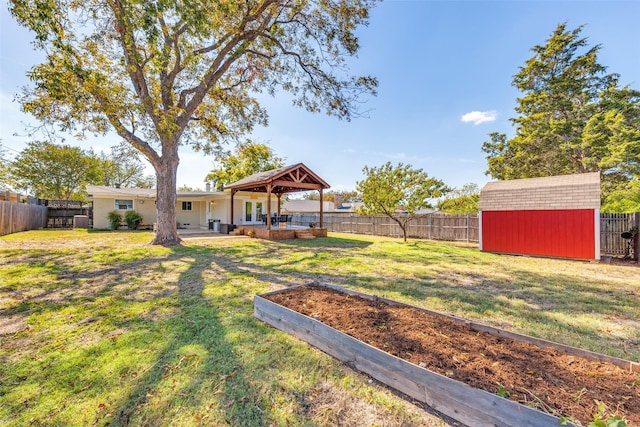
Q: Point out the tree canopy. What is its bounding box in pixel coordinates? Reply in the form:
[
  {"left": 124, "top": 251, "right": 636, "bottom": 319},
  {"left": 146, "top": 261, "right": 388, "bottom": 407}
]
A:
[
  {"left": 10, "top": 0, "right": 378, "bottom": 244},
  {"left": 303, "top": 190, "right": 360, "bottom": 203},
  {"left": 98, "top": 143, "right": 155, "bottom": 189},
  {"left": 356, "top": 162, "right": 449, "bottom": 241},
  {"left": 7, "top": 140, "right": 101, "bottom": 202},
  {"left": 0, "top": 143, "right": 9, "bottom": 189},
  {"left": 205, "top": 140, "right": 284, "bottom": 189},
  {"left": 482, "top": 23, "right": 640, "bottom": 211},
  {"left": 437, "top": 183, "right": 479, "bottom": 214}
]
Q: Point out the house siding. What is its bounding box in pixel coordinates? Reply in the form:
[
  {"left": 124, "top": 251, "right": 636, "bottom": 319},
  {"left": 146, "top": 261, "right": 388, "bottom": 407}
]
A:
[
  {"left": 481, "top": 209, "right": 596, "bottom": 259},
  {"left": 177, "top": 201, "right": 202, "bottom": 228},
  {"left": 92, "top": 198, "right": 157, "bottom": 229},
  {"left": 88, "top": 186, "right": 277, "bottom": 230}
]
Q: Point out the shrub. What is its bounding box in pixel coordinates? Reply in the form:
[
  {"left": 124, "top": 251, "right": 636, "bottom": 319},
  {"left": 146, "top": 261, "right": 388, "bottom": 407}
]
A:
[
  {"left": 107, "top": 211, "right": 122, "bottom": 230},
  {"left": 124, "top": 211, "right": 143, "bottom": 230}
]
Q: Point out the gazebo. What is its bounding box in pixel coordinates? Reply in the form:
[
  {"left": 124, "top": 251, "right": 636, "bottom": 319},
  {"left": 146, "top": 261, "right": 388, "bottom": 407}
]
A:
[{"left": 224, "top": 163, "right": 330, "bottom": 238}]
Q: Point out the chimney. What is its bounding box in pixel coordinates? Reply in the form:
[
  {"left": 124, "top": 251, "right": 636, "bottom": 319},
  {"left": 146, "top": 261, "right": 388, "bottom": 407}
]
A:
[
  {"left": 115, "top": 183, "right": 121, "bottom": 189},
  {"left": 206, "top": 182, "right": 211, "bottom": 192}
]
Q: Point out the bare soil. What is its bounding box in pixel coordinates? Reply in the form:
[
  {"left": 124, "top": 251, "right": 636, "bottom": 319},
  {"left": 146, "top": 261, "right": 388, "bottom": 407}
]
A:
[{"left": 265, "top": 284, "right": 640, "bottom": 426}]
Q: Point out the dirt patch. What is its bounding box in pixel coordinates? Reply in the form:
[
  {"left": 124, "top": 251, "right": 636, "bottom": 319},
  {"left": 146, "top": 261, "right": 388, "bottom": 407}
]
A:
[
  {"left": 0, "top": 315, "right": 27, "bottom": 335},
  {"left": 301, "top": 380, "right": 444, "bottom": 426},
  {"left": 265, "top": 285, "right": 639, "bottom": 425}
]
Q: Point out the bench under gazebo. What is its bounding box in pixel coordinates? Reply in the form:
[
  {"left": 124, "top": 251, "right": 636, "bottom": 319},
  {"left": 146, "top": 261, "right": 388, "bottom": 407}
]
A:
[{"left": 224, "top": 163, "right": 330, "bottom": 240}]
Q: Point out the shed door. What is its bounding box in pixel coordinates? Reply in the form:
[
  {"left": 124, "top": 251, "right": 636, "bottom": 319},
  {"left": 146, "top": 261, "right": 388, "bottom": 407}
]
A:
[{"left": 482, "top": 209, "right": 595, "bottom": 259}]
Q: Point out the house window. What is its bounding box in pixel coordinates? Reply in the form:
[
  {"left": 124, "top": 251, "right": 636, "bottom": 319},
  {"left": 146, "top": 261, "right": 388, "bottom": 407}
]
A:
[
  {"left": 115, "top": 199, "right": 133, "bottom": 210},
  {"left": 181, "top": 201, "right": 192, "bottom": 211}
]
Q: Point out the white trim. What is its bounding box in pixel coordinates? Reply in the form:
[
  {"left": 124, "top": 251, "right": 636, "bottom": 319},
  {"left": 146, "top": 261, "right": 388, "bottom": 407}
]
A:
[
  {"left": 114, "top": 199, "right": 134, "bottom": 210},
  {"left": 478, "top": 210, "right": 483, "bottom": 251},
  {"left": 594, "top": 208, "right": 601, "bottom": 260},
  {"left": 242, "top": 200, "right": 264, "bottom": 224}
]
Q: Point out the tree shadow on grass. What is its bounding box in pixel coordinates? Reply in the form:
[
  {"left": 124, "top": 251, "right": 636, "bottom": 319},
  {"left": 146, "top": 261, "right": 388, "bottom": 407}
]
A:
[
  {"left": 2, "top": 235, "right": 638, "bottom": 425},
  {"left": 186, "top": 239, "right": 639, "bottom": 361},
  {"left": 0, "top": 244, "right": 272, "bottom": 425},
  {"left": 276, "top": 235, "right": 374, "bottom": 249},
  {"left": 109, "top": 246, "right": 268, "bottom": 426}
]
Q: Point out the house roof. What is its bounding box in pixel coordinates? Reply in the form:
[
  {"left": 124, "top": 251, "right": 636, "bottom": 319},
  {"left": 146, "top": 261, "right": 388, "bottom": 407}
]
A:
[
  {"left": 224, "top": 163, "right": 330, "bottom": 194},
  {"left": 334, "top": 202, "right": 364, "bottom": 212},
  {"left": 85, "top": 185, "right": 225, "bottom": 199},
  {"left": 282, "top": 200, "right": 335, "bottom": 213},
  {"left": 479, "top": 172, "right": 601, "bottom": 211},
  {"left": 86, "top": 185, "right": 157, "bottom": 198}
]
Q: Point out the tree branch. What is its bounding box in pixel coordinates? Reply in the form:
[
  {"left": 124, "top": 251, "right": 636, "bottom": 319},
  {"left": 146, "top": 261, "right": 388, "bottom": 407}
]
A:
[{"left": 108, "top": 0, "right": 160, "bottom": 130}]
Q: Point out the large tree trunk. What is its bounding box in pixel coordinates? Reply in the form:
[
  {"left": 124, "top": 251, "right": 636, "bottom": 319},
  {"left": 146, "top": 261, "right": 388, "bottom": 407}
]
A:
[{"left": 151, "top": 154, "right": 181, "bottom": 246}]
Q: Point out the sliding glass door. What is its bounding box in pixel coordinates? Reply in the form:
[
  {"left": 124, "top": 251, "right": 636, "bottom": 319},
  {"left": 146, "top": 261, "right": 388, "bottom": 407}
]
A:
[{"left": 244, "top": 201, "right": 263, "bottom": 224}]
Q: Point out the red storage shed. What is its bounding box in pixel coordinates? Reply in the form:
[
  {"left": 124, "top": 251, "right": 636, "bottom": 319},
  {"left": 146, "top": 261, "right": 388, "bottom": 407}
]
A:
[{"left": 479, "top": 173, "right": 601, "bottom": 260}]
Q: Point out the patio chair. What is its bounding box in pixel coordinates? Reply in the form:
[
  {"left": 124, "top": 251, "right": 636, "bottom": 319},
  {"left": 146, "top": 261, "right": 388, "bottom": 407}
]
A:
[{"left": 277, "top": 215, "right": 290, "bottom": 227}]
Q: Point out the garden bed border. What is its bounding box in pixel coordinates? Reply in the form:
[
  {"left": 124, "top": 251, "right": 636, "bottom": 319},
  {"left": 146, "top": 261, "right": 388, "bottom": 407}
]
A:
[{"left": 254, "top": 282, "right": 639, "bottom": 427}]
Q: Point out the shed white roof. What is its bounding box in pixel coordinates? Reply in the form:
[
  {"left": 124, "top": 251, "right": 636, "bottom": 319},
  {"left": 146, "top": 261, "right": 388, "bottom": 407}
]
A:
[{"left": 479, "top": 172, "right": 601, "bottom": 211}]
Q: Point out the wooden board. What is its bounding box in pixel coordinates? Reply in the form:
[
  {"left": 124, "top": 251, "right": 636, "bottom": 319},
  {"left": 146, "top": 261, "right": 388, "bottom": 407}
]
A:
[
  {"left": 481, "top": 209, "right": 596, "bottom": 259},
  {"left": 255, "top": 284, "right": 579, "bottom": 427}
]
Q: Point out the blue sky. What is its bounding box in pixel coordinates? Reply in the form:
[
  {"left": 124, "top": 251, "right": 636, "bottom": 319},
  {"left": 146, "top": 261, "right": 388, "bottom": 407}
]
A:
[{"left": 1, "top": 0, "right": 639, "bottom": 193}]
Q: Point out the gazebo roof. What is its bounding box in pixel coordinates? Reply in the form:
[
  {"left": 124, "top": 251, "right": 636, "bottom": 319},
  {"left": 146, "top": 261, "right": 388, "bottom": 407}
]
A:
[{"left": 225, "top": 163, "right": 330, "bottom": 194}]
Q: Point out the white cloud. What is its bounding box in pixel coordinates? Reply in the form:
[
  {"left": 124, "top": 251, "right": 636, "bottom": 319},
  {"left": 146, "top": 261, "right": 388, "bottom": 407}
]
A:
[{"left": 461, "top": 110, "right": 497, "bottom": 125}]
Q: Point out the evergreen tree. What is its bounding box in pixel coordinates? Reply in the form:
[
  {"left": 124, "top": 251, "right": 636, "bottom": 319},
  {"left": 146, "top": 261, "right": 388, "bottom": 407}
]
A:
[{"left": 482, "top": 23, "right": 640, "bottom": 209}]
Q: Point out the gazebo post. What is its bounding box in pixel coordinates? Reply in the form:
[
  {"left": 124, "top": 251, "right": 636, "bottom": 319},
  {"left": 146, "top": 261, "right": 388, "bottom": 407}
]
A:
[
  {"left": 319, "top": 188, "right": 324, "bottom": 228},
  {"left": 277, "top": 194, "right": 282, "bottom": 216},
  {"left": 266, "top": 184, "right": 272, "bottom": 231}
]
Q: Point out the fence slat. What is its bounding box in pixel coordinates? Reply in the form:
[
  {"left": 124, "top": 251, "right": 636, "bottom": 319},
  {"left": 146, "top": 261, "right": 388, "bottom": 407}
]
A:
[
  {"left": 0, "top": 201, "right": 48, "bottom": 236},
  {"left": 600, "top": 213, "right": 637, "bottom": 255}
]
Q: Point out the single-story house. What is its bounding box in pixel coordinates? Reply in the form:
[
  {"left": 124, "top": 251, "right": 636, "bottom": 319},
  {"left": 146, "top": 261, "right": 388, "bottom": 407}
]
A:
[
  {"left": 87, "top": 185, "right": 278, "bottom": 230},
  {"left": 282, "top": 200, "right": 335, "bottom": 214},
  {"left": 1, "top": 189, "right": 23, "bottom": 203},
  {"left": 87, "top": 163, "right": 330, "bottom": 231},
  {"left": 281, "top": 200, "right": 364, "bottom": 213}
]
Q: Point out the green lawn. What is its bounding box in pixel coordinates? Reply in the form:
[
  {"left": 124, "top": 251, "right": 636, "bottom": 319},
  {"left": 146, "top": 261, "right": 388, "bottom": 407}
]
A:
[{"left": 1, "top": 230, "right": 638, "bottom": 426}]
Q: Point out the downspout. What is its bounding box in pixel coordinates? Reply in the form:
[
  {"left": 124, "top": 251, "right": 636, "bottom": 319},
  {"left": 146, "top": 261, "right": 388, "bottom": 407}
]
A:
[
  {"left": 266, "top": 184, "right": 272, "bottom": 231},
  {"left": 230, "top": 190, "right": 235, "bottom": 225}
]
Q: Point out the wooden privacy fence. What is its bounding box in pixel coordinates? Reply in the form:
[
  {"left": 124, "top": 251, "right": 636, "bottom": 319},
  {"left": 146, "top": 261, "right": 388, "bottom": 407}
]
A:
[
  {"left": 292, "top": 213, "right": 480, "bottom": 243},
  {"left": 600, "top": 212, "right": 639, "bottom": 255},
  {"left": 0, "top": 201, "right": 48, "bottom": 236}
]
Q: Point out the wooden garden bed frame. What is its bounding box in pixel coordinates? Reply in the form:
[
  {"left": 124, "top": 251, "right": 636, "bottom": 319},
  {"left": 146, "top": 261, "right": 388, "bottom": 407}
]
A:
[{"left": 254, "top": 283, "right": 639, "bottom": 427}]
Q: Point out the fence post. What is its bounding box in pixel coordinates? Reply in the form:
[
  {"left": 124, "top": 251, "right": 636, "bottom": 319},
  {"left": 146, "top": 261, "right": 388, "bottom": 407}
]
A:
[{"left": 466, "top": 214, "right": 470, "bottom": 243}]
